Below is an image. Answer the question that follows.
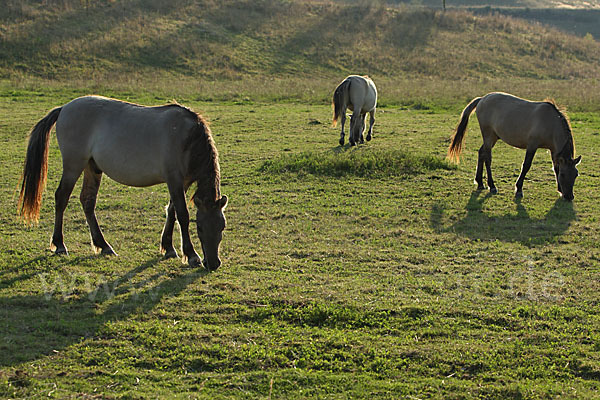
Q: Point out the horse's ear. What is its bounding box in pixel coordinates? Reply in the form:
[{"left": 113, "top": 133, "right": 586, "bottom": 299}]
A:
[
  {"left": 219, "top": 195, "right": 228, "bottom": 210},
  {"left": 574, "top": 155, "right": 582, "bottom": 165}
]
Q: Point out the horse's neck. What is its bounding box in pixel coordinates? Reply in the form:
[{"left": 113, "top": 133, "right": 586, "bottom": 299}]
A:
[
  {"left": 553, "top": 134, "right": 574, "bottom": 161},
  {"left": 191, "top": 135, "right": 220, "bottom": 203}
]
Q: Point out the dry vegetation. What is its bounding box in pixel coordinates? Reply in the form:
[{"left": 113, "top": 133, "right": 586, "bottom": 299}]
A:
[{"left": 1, "top": 1, "right": 600, "bottom": 84}]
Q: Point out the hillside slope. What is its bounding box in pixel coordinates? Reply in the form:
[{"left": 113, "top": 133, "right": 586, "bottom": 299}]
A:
[
  {"left": 1, "top": 0, "right": 600, "bottom": 85},
  {"left": 393, "top": 0, "right": 600, "bottom": 8}
]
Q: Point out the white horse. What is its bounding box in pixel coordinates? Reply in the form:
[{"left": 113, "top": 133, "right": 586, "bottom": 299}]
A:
[
  {"left": 332, "top": 75, "right": 377, "bottom": 146},
  {"left": 18, "top": 96, "right": 227, "bottom": 270}
]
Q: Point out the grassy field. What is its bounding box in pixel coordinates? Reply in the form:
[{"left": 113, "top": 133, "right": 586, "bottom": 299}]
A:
[
  {"left": 2, "top": 0, "right": 600, "bottom": 398},
  {"left": 1, "top": 85, "right": 600, "bottom": 398}
]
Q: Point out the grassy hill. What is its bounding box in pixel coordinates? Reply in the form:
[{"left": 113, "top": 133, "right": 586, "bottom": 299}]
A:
[
  {"left": 1, "top": 0, "right": 600, "bottom": 97},
  {"left": 393, "top": 0, "right": 600, "bottom": 7}
]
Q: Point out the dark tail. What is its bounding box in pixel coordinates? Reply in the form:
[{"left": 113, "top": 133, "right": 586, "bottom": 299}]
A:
[
  {"left": 332, "top": 78, "right": 351, "bottom": 127},
  {"left": 18, "top": 107, "right": 62, "bottom": 223},
  {"left": 447, "top": 97, "right": 481, "bottom": 163}
]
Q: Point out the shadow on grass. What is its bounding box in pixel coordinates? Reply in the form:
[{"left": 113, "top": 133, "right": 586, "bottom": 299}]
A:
[
  {"left": 0, "top": 257, "right": 208, "bottom": 367},
  {"left": 430, "top": 190, "right": 576, "bottom": 245}
]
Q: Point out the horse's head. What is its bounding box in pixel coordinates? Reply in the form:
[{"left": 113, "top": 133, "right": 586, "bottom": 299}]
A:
[
  {"left": 194, "top": 195, "right": 228, "bottom": 270},
  {"left": 558, "top": 155, "right": 581, "bottom": 201}
]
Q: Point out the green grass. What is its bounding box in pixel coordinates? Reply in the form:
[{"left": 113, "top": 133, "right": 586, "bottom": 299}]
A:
[
  {"left": 1, "top": 2, "right": 600, "bottom": 398},
  {"left": 1, "top": 88, "right": 600, "bottom": 398},
  {"left": 259, "top": 148, "right": 455, "bottom": 177}
]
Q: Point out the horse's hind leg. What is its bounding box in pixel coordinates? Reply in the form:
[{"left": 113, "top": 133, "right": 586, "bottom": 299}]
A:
[
  {"left": 475, "top": 145, "right": 486, "bottom": 190},
  {"left": 484, "top": 148, "right": 497, "bottom": 194},
  {"left": 479, "top": 128, "right": 498, "bottom": 194},
  {"left": 339, "top": 111, "right": 347, "bottom": 146},
  {"left": 160, "top": 200, "right": 178, "bottom": 259},
  {"left": 51, "top": 169, "right": 83, "bottom": 255},
  {"left": 366, "top": 109, "right": 375, "bottom": 141},
  {"left": 515, "top": 149, "right": 536, "bottom": 198},
  {"left": 80, "top": 163, "right": 116, "bottom": 255}
]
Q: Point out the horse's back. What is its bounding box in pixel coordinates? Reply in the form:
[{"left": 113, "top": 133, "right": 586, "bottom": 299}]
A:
[
  {"left": 476, "top": 92, "right": 560, "bottom": 150},
  {"left": 56, "top": 96, "right": 197, "bottom": 186}
]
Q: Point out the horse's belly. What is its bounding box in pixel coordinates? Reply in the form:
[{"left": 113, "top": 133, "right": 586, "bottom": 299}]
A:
[
  {"left": 93, "top": 153, "right": 165, "bottom": 187},
  {"left": 499, "top": 134, "right": 529, "bottom": 150},
  {"left": 103, "top": 168, "right": 164, "bottom": 187}
]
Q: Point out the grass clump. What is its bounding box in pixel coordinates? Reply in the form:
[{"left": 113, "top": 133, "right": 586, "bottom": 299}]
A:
[{"left": 259, "top": 148, "right": 455, "bottom": 178}]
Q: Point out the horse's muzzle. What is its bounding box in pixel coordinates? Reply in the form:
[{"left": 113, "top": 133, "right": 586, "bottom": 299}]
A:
[{"left": 203, "top": 258, "right": 221, "bottom": 271}]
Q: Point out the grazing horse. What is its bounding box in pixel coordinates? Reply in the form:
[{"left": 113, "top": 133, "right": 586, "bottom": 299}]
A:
[
  {"left": 18, "top": 96, "right": 228, "bottom": 270},
  {"left": 448, "top": 92, "right": 581, "bottom": 201},
  {"left": 332, "top": 75, "right": 377, "bottom": 146}
]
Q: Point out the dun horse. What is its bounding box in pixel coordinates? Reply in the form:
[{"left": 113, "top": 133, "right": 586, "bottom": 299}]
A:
[
  {"left": 332, "top": 75, "right": 377, "bottom": 146},
  {"left": 448, "top": 92, "right": 581, "bottom": 201},
  {"left": 18, "top": 96, "right": 228, "bottom": 270}
]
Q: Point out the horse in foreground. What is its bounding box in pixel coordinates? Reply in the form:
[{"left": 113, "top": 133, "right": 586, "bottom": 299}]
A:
[
  {"left": 18, "top": 96, "right": 227, "bottom": 270},
  {"left": 332, "top": 75, "right": 377, "bottom": 146},
  {"left": 448, "top": 92, "right": 581, "bottom": 201}
]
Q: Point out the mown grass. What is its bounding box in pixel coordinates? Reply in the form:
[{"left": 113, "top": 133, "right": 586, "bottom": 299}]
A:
[{"left": 1, "top": 88, "right": 600, "bottom": 398}]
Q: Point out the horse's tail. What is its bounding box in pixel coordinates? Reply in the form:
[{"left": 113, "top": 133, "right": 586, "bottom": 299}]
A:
[
  {"left": 18, "top": 107, "right": 62, "bottom": 223},
  {"left": 447, "top": 97, "right": 481, "bottom": 163},
  {"left": 332, "top": 78, "right": 351, "bottom": 127}
]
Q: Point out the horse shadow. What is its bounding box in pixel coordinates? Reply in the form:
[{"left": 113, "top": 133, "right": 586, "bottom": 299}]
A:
[
  {"left": 430, "top": 191, "right": 576, "bottom": 245},
  {"left": 0, "top": 257, "right": 209, "bottom": 367}
]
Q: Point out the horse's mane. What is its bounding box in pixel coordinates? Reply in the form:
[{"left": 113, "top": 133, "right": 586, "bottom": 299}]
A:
[
  {"left": 175, "top": 105, "right": 221, "bottom": 205},
  {"left": 544, "top": 98, "right": 575, "bottom": 158}
]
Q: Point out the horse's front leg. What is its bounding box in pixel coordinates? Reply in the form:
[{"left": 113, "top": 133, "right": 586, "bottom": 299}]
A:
[
  {"left": 515, "top": 149, "right": 536, "bottom": 198},
  {"left": 80, "top": 166, "right": 116, "bottom": 255},
  {"left": 339, "top": 112, "right": 346, "bottom": 146},
  {"left": 349, "top": 111, "right": 361, "bottom": 146},
  {"left": 359, "top": 115, "right": 365, "bottom": 144},
  {"left": 553, "top": 163, "right": 562, "bottom": 194},
  {"left": 160, "top": 200, "right": 178, "bottom": 259},
  {"left": 167, "top": 180, "right": 201, "bottom": 267},
  {"left": 366, "top": 110, "right": 375, "bottom": 141}
]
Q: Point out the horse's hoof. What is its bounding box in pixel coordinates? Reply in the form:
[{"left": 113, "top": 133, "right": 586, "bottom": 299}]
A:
[
  {"left": 349, "top": 141, "right": 356, "bottom": 146},
  {"left": 54, "top": 248, "right": 68, "bottom": 255},
  {"left": 100, "top": 247, "right": 118, "bottom": 256},
  {"left": 490, "top": 187, "right": 498, "bottom": 194},
  {"left": 187, "top": 255, "right": 202, "bottom": 268},
  {"left": 515, "top": 191, "right": 524, "bottom": 199},
  {"left": 203, "top": 259, "right": 221, "bottom": 271},
  {"left": 366, "top": 135, "right": 372, "bottom": 141},
  {"left": 339, "top": 138, "right": 344, "bottom": 146},
  {"left": 476, "top": 185, "right": 485, "bottom": 191},
  {"left": 561, "top": 194, "right": 574, "bottom": 202},
  {"left": 163, "top": 249, "right": 178, "bottom": 259}
]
